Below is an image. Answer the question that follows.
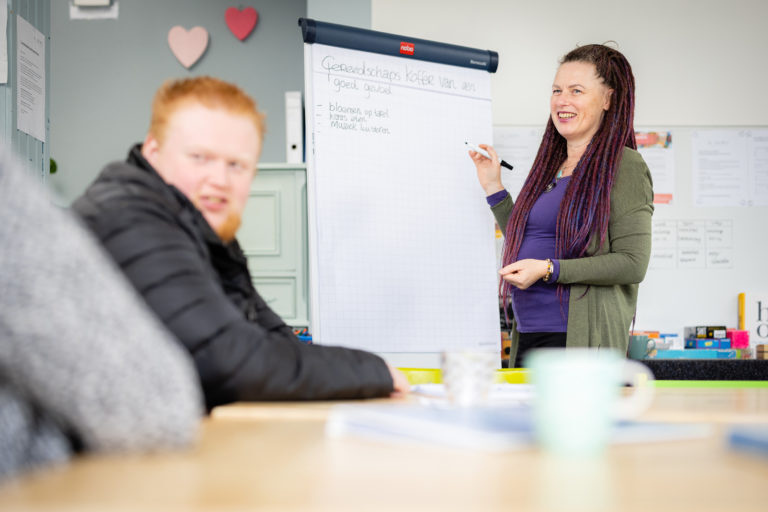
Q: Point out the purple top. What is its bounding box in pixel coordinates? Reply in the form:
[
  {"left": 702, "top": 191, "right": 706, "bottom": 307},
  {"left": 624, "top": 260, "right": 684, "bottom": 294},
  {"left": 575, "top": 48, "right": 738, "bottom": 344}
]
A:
[{"left": 488, "top": 178, "right": 571, "bottom": 332}]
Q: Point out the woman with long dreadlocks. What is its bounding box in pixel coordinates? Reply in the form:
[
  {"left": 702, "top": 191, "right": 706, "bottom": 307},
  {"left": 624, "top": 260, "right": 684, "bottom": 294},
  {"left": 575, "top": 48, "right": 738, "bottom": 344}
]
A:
[{"left": 469, "top": 44, "right": 654, "bottom": 368}]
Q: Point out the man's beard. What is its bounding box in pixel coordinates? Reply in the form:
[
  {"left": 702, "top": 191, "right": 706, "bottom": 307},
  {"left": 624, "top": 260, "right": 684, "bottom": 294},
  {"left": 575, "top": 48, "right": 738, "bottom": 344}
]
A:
[{"left": 214, "top": 209, "right": 242, "bottom": 243}]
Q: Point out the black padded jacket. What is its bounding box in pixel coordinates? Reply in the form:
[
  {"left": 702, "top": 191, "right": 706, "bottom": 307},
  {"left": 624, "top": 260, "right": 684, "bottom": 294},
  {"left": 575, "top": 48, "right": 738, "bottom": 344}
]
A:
[{"left": 73, "top": 145, "right": 394, "bottom": 410}]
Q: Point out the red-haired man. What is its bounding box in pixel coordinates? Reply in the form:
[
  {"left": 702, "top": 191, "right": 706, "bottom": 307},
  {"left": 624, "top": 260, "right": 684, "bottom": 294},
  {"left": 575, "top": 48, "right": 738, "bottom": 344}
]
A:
[{"left": 74, "top": 77, "right": 408, "bottom": 410}]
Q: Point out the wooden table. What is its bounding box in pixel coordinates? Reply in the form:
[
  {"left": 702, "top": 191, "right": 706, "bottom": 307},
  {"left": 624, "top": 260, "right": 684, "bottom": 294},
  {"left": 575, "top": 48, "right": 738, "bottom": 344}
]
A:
[{"left": 1, "top": 387, "right": 767, "bottom": 511}]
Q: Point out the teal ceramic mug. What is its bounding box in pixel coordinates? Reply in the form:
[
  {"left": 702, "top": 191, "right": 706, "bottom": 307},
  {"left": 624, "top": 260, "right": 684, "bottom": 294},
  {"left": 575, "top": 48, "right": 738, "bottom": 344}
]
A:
[
  {"left": 628, "top": 335, "right": 656, "bottom": 360},
  {"left": 525, "top": 348, "right": 655, "bottom": 457}
]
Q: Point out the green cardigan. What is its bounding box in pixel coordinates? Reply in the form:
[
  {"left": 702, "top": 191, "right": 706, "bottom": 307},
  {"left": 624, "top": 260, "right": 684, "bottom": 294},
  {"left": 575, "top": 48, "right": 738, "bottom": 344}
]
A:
[{"left": 491, "top": 147, "right": 654, "bottom": 362}]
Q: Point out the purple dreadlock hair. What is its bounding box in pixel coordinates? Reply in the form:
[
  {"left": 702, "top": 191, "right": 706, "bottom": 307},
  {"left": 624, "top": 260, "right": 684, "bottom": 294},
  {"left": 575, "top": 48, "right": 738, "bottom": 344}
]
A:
[{"left": 500, "top": 44, "right": 637, "bottom": 303}]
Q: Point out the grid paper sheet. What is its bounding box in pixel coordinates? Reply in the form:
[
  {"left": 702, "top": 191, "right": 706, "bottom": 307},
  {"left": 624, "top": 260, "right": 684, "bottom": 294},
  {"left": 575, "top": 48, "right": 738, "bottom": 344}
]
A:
[{"left": 305, "top": 43, "right": 500, "bottom": 355}]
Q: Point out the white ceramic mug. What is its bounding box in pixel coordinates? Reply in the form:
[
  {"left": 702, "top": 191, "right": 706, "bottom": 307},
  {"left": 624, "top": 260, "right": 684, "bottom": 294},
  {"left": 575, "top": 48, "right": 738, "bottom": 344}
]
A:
[{"left": 525, "top": 348, "right": 655, "bottom": 457}]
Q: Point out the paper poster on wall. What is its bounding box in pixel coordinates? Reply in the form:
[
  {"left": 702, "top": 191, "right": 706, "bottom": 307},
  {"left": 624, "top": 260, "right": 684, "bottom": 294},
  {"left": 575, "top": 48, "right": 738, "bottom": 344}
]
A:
[
  {"left": 636, "top": 130, "right": 674, "bottom": 204},
  {"left": 649, "top": 219, "right": 676, "bottom": 269},
  {"left": 650, "top": 218, "right": 733, "bottom": 269},
  {"left": 692, "top": 130, "right": 752, "bottom": 207},
  {"left": 692, "top": 129, "right": 768, "bottom": 207},
  {"left": 16, "top": 15, "right": 45, "bottom": 143},
  {"left": 492, "top": 126, "right": 542, "bottom": 199},
  {"left": 705, "top": 220, "right": 734, "bottom": 269},
  {"left": 677, "top": 221, "right": 706, "bottom": 269},
  {"left": 750, "top": 129, "right": 768, "bottom": 207},
  {"left": 0, "top": 0, "right": 7, "bottom": 84}
]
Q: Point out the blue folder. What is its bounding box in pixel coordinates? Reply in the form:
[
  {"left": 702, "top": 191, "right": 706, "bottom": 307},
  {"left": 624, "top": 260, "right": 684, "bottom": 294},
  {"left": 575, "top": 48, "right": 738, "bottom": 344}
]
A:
[{"left": 728, "top": 425, "right": 768, "bottom": 457}]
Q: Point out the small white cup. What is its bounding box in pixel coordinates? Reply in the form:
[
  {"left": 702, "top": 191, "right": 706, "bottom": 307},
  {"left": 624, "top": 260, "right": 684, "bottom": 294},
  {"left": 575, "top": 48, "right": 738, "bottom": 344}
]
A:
[
  {"left": 441, "top": 350, "right": 498, "bottom": 407},
  {"left": 526, "top": 348, "right": 655, "bottom": 457}
]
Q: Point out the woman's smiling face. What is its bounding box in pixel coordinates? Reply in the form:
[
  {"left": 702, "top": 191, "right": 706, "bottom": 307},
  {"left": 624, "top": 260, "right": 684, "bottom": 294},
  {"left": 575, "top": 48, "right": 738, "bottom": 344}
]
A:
[{"left": 550, "top": 61, "right": 613, "bottom": 146}]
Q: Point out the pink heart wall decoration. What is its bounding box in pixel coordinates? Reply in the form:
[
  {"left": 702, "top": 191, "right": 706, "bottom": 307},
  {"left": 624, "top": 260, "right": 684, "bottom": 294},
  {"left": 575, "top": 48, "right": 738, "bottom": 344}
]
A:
[
  {"left": 225, "top": 6, "right": 258, "bottom": 41},
  {"left": 168, "top": 26, "right": 209, "bottom": 69}
]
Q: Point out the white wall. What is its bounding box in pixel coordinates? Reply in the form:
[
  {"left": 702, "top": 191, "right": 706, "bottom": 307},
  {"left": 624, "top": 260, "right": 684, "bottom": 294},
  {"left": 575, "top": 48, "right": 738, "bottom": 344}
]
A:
[
  {"left": 372, "top": 0, "right": 768, "bottom": 127},
  {"left": 308, "top": 0, "right": 370, "bottom": 28}
]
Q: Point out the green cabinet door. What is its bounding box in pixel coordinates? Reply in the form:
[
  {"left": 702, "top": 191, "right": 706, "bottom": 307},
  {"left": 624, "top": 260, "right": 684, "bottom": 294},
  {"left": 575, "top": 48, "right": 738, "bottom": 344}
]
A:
[{"left": 239, "top": 165, "right": 308, "bottom": 327}]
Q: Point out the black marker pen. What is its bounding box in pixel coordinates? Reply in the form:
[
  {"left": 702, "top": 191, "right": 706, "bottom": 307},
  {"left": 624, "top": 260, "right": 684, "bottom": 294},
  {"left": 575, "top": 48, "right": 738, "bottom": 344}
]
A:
[{"left": 465, "top": 141, "right": 514, "bottom": 170}]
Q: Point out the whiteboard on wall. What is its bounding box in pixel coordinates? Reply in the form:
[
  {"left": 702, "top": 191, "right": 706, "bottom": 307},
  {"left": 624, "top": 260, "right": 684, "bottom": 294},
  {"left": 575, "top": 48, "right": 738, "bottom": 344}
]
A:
[
  {"left": 633, "top": 127, "right": 768, "bottom": 336},
  {"left": 301, "top": 19, "right": 501, "bottom": 366}
]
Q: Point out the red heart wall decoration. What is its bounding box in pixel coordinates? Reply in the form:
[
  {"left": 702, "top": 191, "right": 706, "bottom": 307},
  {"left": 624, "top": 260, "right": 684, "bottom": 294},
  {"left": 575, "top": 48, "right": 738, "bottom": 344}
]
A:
[{"left": 225, "top": 6, "right": 258, "bottom": 41}]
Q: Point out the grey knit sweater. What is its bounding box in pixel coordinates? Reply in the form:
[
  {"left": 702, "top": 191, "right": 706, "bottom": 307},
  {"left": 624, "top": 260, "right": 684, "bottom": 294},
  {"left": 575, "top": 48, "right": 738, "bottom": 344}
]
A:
[{"left": 0, "top": 149, "right": 203, "bottom": 479}]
